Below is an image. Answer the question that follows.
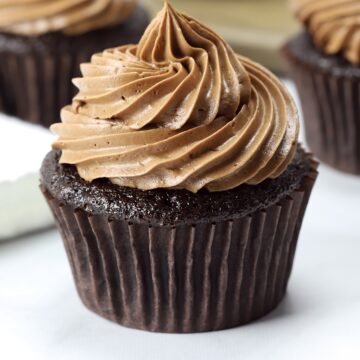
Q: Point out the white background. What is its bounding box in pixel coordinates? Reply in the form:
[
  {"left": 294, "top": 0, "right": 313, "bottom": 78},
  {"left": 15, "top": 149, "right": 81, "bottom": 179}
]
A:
[{"left": 0, "top": 83, "right": 359, "bottom": 359}]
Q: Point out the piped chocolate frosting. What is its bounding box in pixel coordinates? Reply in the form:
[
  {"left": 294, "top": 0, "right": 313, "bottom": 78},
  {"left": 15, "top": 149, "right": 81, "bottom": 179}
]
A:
[
  {"left": 291, "top": 0, "right": 360, "bottom": 64},
  {"left": 0, "top": 0, "right": 135, "bottom": 36},
  {"left": 52, "top": 2, "right": 299, "bottom": 192}
]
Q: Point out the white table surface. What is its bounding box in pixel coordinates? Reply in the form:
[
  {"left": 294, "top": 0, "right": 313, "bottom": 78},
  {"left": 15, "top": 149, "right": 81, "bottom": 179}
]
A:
[{"left": 0, "top": 83, "right": 360, "bottom": 359}]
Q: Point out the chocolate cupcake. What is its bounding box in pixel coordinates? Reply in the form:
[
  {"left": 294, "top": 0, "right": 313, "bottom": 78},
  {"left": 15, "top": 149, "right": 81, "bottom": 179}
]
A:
[
  {"left": 41, "top": 2, "right": 318, "bottom": 333},
  {"left": 282, "top": 0, "right": 360, "bottom": 174},
  {"left": 0, "top": 0, "right": 149, "bottom": 127}
]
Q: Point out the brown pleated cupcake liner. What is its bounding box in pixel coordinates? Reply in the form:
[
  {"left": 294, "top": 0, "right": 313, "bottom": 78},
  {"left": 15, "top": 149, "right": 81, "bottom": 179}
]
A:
[
  {"left": 0, "top": 51, "right": 89, "bottom": 127},
  {"left": 0, "top": 6, "right": 149, "bottom": 128},
  {"left": 41, "top": 159, "right": 318, "bottom": 333},
  {"left": 283, "top": 48, "right": 360, "bottom": 174}
]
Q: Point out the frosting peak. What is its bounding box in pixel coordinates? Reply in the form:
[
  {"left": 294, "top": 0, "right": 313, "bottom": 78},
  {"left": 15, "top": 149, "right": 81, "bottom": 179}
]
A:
[
  {"left": 72, "top": 2, "right": 251, "bottom": 129},
  {"left": 52, "top": 2, "right": 299, "bottom": 193},
  {"left": 291, "top": 0, "right": 360, "bottom": 64},
  {"left": 0, "top": 0, "right": 136, "bottom": 36}
]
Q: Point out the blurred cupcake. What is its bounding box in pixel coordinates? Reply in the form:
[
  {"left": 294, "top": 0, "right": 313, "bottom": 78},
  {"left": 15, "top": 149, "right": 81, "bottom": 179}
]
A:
[
  {"left": 41, "top": 2, "right": 318, "bottom": 333},
  {"left": 282, "top": 0, "right": 360, "bottom": 174},
  {"left": 0, "top": 0, "right": 149, "bottom": 127}
]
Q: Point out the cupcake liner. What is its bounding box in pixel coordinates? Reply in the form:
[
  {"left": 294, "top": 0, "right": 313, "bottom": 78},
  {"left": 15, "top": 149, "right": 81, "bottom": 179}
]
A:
[
  {"left": 41, "top": 158, "right": 318, "bottom": 333},
  {"left": 283, "top": 47, "right": 360, "bottom": 174},
  {"left": 0, "top": 51, "right": 85, "bottom": 127}
]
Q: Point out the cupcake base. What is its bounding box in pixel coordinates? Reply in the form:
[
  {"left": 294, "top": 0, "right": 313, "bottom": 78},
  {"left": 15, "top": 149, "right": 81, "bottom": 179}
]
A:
[
  {"left": 0, "top": 5, "right": 149, "bottom": 127},
  {"left": 41, "top": 148, "right": 318, "bottom": 333},
  {"left": 283, "top": 32, "right": 360, "bottom": 175}
]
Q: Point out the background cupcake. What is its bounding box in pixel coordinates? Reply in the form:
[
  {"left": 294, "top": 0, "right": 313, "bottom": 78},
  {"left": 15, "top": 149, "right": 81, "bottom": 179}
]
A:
[
  {"left": 282, "top": 0, "right": 360, "bottom": 174},
  {"left": 0, "top": 0, "right": 149, "bottom": 127},
  {"left": 41, "top": 2, "right": 318, "bottom": 333}
]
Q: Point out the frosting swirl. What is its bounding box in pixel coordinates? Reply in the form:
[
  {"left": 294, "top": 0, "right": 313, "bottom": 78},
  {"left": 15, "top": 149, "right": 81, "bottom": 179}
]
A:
[
  {"left": 291, "top": 0, "right": 360, "bottom": 64},
  {"left": 51, "top": 2, "right": 299, "bottom": 193},
  {"left": 0, "top": 0, "right": 135, "bottom": 36}
]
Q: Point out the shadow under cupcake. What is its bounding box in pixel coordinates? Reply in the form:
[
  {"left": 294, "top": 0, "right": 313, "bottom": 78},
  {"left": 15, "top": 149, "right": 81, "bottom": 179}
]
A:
[
  {"left": 282, "top": 0, "right": 360, "bottom": 175},
  {"left": 41, "top": 2, "right": 318, "bottom": 333},
  {"left": 0, "top": 0, "right": 149, "bottom": 127}
]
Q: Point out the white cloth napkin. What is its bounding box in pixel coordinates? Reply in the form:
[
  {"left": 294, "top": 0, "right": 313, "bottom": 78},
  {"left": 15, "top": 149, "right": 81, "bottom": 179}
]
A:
[{"left": 0, "top": 114, "right": 54, "bottom": 239}]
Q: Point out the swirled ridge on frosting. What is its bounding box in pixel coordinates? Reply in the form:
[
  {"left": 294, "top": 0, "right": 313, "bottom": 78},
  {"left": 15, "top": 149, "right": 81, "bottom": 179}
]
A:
[
  {"left": 0, "top": 0, "right": 135, "bottom": 36},
  {"left": 291, "top": 0, "right": 360, "bottom": 64},
  {"left": 51, "top": 1, "right": 299, "bottom": 193}
]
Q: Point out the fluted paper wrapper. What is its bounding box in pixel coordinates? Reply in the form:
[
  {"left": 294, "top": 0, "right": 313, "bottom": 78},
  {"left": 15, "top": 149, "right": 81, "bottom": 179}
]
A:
[
  {"left": 0, "top": 51, "right": 88, "bottom": 127},
  {"left": 0, "top": 6, "right": 149, "bottom": 127},
  {"left": 283, "top": 49, "right": 360, "bottom": 174},
  {"left": 41, "top": 162, "right": 318, "bottom": 333}
]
